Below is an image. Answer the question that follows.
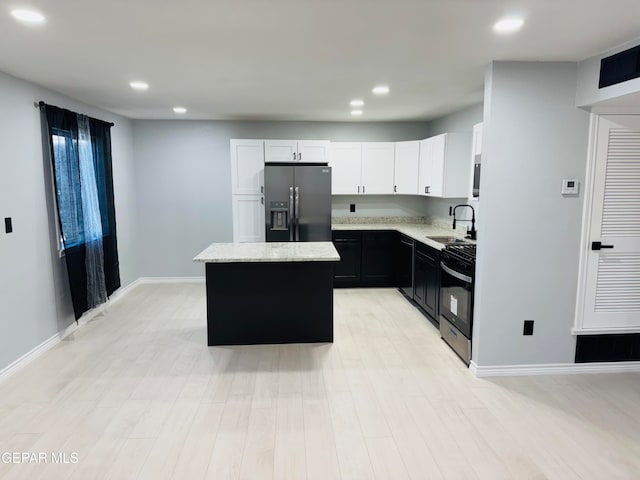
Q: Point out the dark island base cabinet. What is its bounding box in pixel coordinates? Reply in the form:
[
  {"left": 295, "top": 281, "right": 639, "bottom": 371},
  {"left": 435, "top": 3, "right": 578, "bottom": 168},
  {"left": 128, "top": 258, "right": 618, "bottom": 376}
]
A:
[
  {"left": 206, "top": 262, "right": 334, "bottom": 346},
  {"left": 332, "top": 231, "right": 395, "bottom": 287}
]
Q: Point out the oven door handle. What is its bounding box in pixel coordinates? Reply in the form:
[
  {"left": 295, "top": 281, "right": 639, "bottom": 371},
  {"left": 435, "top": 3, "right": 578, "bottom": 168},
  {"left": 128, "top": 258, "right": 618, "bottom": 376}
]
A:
[{"left": 441, "top": 261, "right": 472, "bottom": 283}]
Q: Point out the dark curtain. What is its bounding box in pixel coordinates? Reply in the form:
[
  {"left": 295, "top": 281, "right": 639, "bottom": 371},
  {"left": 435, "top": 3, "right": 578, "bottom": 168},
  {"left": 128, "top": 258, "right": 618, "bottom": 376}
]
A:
[{"left": 43, "top": 104, "right": 120, "bottom": 319}]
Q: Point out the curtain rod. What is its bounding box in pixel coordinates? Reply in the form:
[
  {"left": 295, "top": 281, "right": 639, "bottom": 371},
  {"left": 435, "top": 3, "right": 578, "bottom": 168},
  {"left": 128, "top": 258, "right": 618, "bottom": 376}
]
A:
[{"left": 36, "top": 101, "right": 115, "bottom": 127}]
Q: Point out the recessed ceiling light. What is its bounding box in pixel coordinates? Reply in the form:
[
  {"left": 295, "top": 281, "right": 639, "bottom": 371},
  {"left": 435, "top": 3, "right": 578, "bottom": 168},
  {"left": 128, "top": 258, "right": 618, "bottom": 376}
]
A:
[
  {"left": 350, "top": 99, "right": 364, "bottom": 107},
  {"left": 129, "top": 81, "right": 149, "bottom": 91},
  {"left": 351, "top": 110, "right": 363, "bottom": 116},
  {"left": 10, "top": 9, "right": 46, "bottom": 25},
  {"left": 372, "top": 85, "right": 390, "bottom": 95},
  {"left": 493, "top": 17, "right": 524, "bottom": 34},
  {"left": 173, "top": 107, "right": 187, "bottom": 114}
]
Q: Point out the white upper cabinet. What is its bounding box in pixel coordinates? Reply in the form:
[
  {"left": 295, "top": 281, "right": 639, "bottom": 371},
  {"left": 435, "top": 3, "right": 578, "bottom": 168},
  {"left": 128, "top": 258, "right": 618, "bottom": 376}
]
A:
[
  {"left": 298, "top": 140, "right": 331, "bottom": 163},
  {"left": 394, "top": 141, "right": 420, "bottom": 195},
  {"left": 361, "top": 142, "right": 395, "bottom": 195},
  {"left": 264, "top": 140, "right": 330, "bottom": 163},
  {"left": 330, "top": 143, "right": 362, "bottom": 194},
  {"left": 230, "top": 139, "right": 264, "bottom": 195},
  {"left": 418, "top": 133, "right": 470, "bottom": 198},
  {"left": 264, "top": 140, "right": 297, "bottom": 163}
]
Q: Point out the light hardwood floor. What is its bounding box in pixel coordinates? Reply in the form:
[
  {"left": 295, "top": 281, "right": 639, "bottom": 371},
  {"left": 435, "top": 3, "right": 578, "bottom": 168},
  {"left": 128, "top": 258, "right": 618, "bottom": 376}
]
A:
[{"left": 1, "top": 283, "right": 640, "bottom": 479}]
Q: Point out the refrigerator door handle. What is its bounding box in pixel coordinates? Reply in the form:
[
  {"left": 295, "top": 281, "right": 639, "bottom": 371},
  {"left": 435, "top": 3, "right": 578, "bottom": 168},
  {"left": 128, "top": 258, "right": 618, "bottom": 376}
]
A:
[
  {"left": 294, "top": 187, "right": 300, "bottom": 241},
  {"left": 289, "top": 187, "right": 294, "bottom": 241}
]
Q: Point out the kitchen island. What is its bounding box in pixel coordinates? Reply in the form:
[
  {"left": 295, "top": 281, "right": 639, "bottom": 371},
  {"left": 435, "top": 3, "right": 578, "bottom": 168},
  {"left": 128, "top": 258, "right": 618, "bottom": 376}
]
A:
[{"left": 194, "top": 242, "right": 340, "bottom": 346}]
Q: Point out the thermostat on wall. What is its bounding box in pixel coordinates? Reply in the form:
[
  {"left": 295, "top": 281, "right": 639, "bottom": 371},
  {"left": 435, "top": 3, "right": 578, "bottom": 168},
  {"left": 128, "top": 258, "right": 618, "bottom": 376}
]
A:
[{"left": 561, "top": 179, "right": 579, "bottom": 196}]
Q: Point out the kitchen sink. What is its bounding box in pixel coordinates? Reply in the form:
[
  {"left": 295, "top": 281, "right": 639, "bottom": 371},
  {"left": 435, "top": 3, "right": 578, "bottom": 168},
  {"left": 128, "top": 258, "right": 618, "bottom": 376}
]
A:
[{"left": 426, "top": 236, "right": 468, "bottom": 244}]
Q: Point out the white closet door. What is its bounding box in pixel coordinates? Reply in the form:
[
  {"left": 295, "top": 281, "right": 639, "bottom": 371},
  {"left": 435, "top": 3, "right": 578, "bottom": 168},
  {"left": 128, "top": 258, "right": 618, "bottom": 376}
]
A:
[
  {"left": 361, "top": 142, "right": 395, "bottom": 194},
  {"left": 394, "top": 141, "right": 420, "bottom": 194},
  {"left": 232, "top": 195, "right": 265, "bottom": 242},
  {"left": 330, "top": 143, "right": 362, "bottom": 195},
  {"left": 582, "top": 115, "right": 640, "bottom": 331}
]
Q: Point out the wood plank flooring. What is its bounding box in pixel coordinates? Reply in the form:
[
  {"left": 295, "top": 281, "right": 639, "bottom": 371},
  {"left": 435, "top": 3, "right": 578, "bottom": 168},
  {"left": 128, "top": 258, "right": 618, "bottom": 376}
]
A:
[{"left": 1, "top": 283, "right": 640, "bottom": 479}]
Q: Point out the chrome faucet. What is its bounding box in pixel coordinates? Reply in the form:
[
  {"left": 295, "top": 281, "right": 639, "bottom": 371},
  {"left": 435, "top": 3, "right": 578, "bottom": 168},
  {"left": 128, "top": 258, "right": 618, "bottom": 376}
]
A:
[{"left": 452, "top": 204, "right": 477, "bottom": 240}]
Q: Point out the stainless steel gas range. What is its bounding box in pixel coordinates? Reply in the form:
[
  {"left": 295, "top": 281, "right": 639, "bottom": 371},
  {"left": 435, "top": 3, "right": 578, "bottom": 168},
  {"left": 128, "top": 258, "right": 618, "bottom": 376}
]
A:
[{"left": 439, "top": 243, "right": 476, "bottom": 365}]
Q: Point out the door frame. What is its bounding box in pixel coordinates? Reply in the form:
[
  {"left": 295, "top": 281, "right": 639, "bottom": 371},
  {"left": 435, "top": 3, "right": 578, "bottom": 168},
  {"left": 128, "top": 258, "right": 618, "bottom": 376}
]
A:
[{"left": 574, "top": 112, "right": 640, "bottom": 335}]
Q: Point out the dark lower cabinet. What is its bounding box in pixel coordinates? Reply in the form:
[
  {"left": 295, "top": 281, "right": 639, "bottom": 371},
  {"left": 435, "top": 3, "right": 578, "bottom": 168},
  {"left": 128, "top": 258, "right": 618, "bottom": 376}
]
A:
[
  {"left": 332, "top": 231, "right": 361, "bottom": 286},
  {"left": 361, "top": 231, "right": 395, "bottom": 285},
  {"left": 332, "top": 229, "right": 440, "bottom": 324},
  {"left": 396, "top": 234, "right": 414, "bottom": 298},
  {"left": 332, "top": 230, "right": 394, "bottom": 287},
  {"left": 413, "top": 243, "right": 440, "bottom": 322}
]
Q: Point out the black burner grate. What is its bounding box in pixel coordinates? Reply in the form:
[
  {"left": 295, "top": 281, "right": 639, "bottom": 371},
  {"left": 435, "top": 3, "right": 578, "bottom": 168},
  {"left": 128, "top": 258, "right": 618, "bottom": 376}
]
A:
[{"left": 444, "top": 244, "right": 476, "bottom": 264}]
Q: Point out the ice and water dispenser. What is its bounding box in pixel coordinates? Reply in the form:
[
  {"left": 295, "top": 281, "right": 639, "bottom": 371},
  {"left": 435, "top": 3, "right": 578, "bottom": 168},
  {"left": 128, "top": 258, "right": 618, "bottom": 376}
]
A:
[{"left": 269, "top": 201, "right": 289, "bottom": 231}]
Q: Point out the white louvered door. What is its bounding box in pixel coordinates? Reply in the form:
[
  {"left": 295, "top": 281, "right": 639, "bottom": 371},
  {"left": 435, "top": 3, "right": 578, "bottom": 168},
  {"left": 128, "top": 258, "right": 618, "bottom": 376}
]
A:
[{"left": 582, "top": 115, "right": 640, "bottom": 331}]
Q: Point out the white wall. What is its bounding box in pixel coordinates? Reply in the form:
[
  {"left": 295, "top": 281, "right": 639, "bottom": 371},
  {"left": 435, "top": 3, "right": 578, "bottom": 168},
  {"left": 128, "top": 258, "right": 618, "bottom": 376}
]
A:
[
  {"left": 0, "top": 71, "right": 136, "bottom": 372},
  {"left": 131, "top": 120, "right": 429, "bottom": 277},
  {"left": 576, "top": 36, "right": 640, "bottom": 108},
  {"left": 473, "top": 62, "right": 590, "bottom": 366}
]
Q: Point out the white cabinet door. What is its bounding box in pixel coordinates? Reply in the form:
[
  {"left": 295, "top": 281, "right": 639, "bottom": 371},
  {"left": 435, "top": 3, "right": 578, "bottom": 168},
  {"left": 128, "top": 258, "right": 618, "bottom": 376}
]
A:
[
  {"left": 418, "top": 138, "right": 433, "bottom": 196},
  {"left": 428, "top": 134, "right": 446, "bottom": 197},
  {"left": 419, "top": 135, "right": 448, "bottom": 197},
  {"left": 298, "top": 140, "right": 330, "bottom": 163},
  {"left": 264, "top": 140, "right": 298, "bottom": 163},
  {"left": 232, "top": 195, "right": 265, "bottom": 243},
  {"left": 330, "top": 143, "right": 362, "bottom": 195},
  {"left": 394, "top": 141, "right": 420, "bottom": 194},
  {"left": 361, "top": 142, "right": 395, "bottom": 195},
  {"left": 230, "top": 139, "right": 264, "bottom": 195}
]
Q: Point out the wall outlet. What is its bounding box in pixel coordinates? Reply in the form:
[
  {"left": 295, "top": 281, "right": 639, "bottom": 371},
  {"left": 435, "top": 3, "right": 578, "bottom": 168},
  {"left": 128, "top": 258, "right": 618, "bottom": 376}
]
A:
[
  {"left": 4, "top": 217, "right": 12, "bottom": 234},
  {"left": 350, "top": 204, "right": 356, "bottom": 213},
  {"left": 523, "top": 320, "right": 534, "bottom": 336}
]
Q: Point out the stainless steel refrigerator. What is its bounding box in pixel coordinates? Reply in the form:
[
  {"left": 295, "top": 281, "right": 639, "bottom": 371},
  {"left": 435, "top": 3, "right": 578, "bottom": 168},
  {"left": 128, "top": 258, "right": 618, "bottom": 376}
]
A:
[{"left": 265, "top": 164, "right": 332, "bottom": 241}]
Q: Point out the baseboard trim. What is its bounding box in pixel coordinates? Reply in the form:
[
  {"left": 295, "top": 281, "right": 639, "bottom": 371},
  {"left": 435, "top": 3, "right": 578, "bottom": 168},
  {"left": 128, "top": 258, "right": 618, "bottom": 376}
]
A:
[
  {"left": 0, "top": 332, "right": 61, "bottom": 385},
  {"left": 470, "top": 360, "right": 640, "bottom": 377},
  {"left": 138, "top": 276, "right": 205, "bottom": 284},
  {"left": 0, "top": 277, "right": 143, "bottom": 385}
]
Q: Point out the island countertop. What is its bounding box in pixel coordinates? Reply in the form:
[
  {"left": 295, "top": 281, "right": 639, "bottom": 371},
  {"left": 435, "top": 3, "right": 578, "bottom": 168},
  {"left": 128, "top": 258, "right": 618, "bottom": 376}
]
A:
[{"left": 194, "top": 241, "right": 340, "bottom": 263}]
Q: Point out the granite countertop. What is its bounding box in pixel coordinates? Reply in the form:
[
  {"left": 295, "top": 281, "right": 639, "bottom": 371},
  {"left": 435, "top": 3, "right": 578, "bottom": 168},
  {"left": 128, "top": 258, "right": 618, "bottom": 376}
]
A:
[
  {"left": 332, "top": 221, "right": 472, "bottom": 250},
  {"left": 194, "top": 241, "right": 340, "bottom": 263}
]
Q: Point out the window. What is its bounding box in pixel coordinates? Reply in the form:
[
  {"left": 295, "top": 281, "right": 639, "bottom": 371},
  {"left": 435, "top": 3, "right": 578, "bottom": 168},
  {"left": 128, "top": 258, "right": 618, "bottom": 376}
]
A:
[{"left": 50, "top": 127, "right": 109, "bottom": 253}]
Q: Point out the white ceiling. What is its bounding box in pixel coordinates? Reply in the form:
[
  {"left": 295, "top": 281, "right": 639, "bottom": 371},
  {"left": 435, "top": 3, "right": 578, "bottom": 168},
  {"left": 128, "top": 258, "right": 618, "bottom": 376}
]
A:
[{"left": 1, "top": 0, "right": 640, "bottom": 121}]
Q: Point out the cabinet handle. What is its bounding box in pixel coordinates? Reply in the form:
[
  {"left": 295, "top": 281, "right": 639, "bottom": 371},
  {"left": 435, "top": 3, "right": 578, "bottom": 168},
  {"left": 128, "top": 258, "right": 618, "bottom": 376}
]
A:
[
  {"left": 424, "top": 186, "right": 427, "bottom": 194},
  {"left": 363, "top": 185, "right": 366, "bottom": 194},
  {"left": 357, "top": 185, "right": 360, "bottom": 193},
  {"left": 298, "top": 152, "right": 302, "bottom": 161},
  {"left": 261, "top": 186, "right": 264, "bottom": 193},
  {"left": 394, "top": 185, "right": 397, "bottom": 193},
  {"left": 261, "top": 197, "right": 264, "bottom": 205},
  {"left": 293, "top": 152, "right": 297, "bottom": 160}
]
